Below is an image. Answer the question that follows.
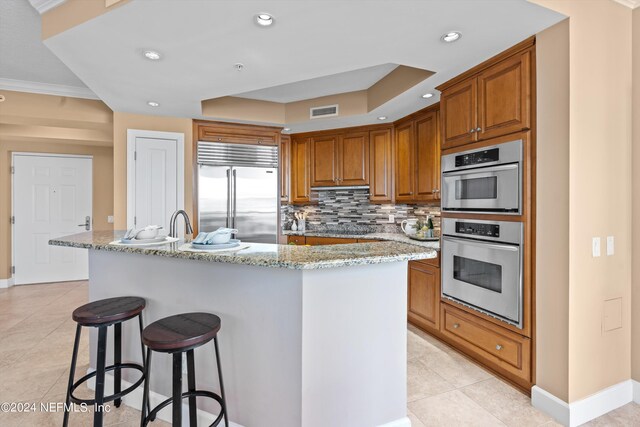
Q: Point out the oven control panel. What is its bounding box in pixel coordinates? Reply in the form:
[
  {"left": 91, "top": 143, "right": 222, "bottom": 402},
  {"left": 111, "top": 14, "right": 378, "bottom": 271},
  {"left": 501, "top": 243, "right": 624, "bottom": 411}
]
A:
[
  {"left": 455, "top": 221, "right": 500, "bottom": 238},
  {"left": 454, "top": 148, "right": 499, "bottom": 168}
]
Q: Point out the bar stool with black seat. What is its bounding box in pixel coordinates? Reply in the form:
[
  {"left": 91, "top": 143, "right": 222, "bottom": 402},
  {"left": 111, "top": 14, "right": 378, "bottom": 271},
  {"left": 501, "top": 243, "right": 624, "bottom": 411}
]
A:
[
  {"left": 141, "top": 312, "right": 228, "bottom": 427},
  {"left": 64, "top": 296, "right": 148, "bottom": 427}
]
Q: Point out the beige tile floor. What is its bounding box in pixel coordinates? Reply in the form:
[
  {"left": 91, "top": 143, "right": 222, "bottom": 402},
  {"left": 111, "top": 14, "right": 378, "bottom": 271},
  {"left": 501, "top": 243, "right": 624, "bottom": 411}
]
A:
[{"left": 0, "top": 281, "right": 638, "bottom": 426}]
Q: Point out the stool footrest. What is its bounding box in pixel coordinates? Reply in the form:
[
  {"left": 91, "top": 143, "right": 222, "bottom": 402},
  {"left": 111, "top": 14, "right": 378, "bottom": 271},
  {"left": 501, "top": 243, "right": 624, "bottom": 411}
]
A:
[
  {"left": 143, "top": 390, "right": 225, "bottom": 427},
  {"left": 69, "top": 363, "right": 144, "bottom": 406}
]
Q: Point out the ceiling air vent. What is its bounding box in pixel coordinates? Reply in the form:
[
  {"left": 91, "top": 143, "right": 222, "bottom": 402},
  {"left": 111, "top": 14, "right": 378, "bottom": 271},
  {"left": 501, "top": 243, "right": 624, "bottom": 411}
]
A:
[{"left": 310, "top": 104, "right": 339, "bottom": 119}]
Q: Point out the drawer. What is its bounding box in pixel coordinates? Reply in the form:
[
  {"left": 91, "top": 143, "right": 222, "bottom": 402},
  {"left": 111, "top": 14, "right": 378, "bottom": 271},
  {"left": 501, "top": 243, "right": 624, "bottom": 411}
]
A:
[
  {"left": 413, "top": 251, "right": 439, "bottom": 268},
  {"left": 287, "top": 235, "right": 306, "bottom": 245},
  {"left": 441, "top": 304, "right": 531, "bottom": 384},
  {"left": 305, "top": 236, "right": 357, "bottom": 245}
]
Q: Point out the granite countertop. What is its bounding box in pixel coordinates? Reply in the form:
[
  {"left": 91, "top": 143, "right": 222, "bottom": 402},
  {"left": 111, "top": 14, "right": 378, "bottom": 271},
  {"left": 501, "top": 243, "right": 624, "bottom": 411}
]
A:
[
  {"left": 49, "top": 231, "right": 437, "bottom": 270},
  {"left": 283, "top": 230, "right": 440, "bottom": 250}
]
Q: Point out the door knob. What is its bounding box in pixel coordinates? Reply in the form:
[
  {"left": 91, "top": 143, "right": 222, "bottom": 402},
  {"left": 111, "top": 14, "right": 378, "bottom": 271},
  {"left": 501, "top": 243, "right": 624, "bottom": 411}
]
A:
[{"left": 77, "top": 216, "right": 91, "bottom": 231}]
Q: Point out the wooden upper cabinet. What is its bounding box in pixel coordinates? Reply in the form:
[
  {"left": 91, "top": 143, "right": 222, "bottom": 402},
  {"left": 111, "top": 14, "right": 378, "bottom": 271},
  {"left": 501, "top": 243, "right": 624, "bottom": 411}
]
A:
[
  {"left": 414, "top": 111, "right": 440, "bottom": 202},
  {"left": 340, "top": 132, "right": 369, "bottom": 186},
  {"left": 394, "top": 121, "right": 415, "bottom": 202},
  {"left": 439, "top": 45, "right": 532, "bottom": 150},
  {"left": 477, "top": 50, "right": 531, "bottom": 141},
  {"left": 440, "top": 78, "right": 477, "bottom": 149},
  {"left": 310, "top": 135, "right": 339, "bottom": 187},
  {"left": 291, "top": 137, "right": 311, "bottom": 204},
  {"left": 198, "top": 123, "right": 278, "bottom": 146},
  {"left": 279, "top": 135, "right": 290, "bottom": 203},
  {"left": 369, "top": 129, "right": 393, "bottom": 203}
]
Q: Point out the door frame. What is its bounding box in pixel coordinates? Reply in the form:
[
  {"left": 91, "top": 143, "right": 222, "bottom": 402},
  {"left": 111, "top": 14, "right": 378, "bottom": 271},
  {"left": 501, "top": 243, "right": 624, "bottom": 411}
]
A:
[
  {"left": 126, "top": 129, "right": 185, "bottom": 229},
  {"left": 11, "top": 152, "right": 93, "bottom": 286}
]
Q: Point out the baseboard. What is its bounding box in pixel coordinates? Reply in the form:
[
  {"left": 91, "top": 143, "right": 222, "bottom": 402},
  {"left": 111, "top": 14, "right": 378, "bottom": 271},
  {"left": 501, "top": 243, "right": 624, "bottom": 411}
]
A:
[
  {"left": 0, "top": 278, "right": 14, "bottom": 289},
  {"left": 378, "top": 416, "right": 411, "bottom": 427},
  {"left": 633, "top": 380, "right": 640, "bottom": 404},
  {"left": 86, "top": 370, "right": 243, "bottom": 427},
  {"left": 532, "top": 380, "right": 634, "bottom": 427}
]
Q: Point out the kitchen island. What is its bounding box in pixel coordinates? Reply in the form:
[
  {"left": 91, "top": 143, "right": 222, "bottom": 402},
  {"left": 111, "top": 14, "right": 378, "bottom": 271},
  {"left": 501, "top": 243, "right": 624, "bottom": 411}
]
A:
[{"left": 50, "top": 231, "right": 437, "bottom": 427}]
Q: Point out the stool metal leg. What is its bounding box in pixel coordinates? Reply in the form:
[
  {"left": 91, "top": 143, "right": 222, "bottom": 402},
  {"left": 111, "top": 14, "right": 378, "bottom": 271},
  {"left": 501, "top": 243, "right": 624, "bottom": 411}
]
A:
[
  {"left": 63, "top": 324, "right": 82, "bottom": 427},
  {"left": 138, "top": 314, "right": 151, "bottom": 417},
  {"left": 114, "top": 322, "right": 122, "bottom": 408},
  {"left": 213, "top": 337, "right": 229, "bottom": 427},
  {"left": 186, "top": 349, "right": 197, "bottom": 427},
  {"left": 94, "top": 325, "right": 108, "bottom": 427},
  {"left": 172, "top": 352, "right": 183, "bottom": 426},
  {"left": 140, "top": 348, "right": 152, "bottom": 427}
]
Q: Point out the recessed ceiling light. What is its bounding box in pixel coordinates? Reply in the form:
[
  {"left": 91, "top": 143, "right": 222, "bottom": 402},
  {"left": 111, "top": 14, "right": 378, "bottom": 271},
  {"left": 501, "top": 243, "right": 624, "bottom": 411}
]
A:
[
  {"left": 422, "top": 93, "right": 434, "bottom": 99},
  {"left": 377, "top": 116, "right": 387, "bottom": 121},
  {"left": 283, "top": 128, "right": 291, "bottom": 132},
  {"left": 143, "top": 50, "right": 161, "bottom": 60},
  {"left": 234, "top": 63, "right": 245, "bottom": 71},
  {"left": 256, "top": 13, "right": 274, "bottom": 26},
  {"left": 147, "top": 101, "right": 159, "bottom": 107},
  {"left": 441, "top": 32, "right": 461, "bottom": 43}
]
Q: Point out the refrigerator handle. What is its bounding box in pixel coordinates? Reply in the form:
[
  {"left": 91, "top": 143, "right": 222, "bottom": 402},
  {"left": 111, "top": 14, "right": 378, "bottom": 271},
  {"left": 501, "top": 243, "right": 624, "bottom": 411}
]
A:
[
  {"left": 232, "top": 169, "right": 237, "bottom": 229},
  {"left": 226, "top": 168, "right": 231, "bottom": 228}
]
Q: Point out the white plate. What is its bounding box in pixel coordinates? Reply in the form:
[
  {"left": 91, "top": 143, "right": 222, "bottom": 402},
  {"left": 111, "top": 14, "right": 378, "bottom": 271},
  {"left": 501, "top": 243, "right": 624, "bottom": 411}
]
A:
[
  {"left": 119, "top": 236, "right": 171, "bottom": 245},
  {"left": 191, "top": 239, "right": 241, "bottom": 250}
]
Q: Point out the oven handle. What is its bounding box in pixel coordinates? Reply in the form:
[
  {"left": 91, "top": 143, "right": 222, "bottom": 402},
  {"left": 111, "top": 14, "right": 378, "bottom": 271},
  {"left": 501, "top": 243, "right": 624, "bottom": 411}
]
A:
[
  {"left": 442, "top": 162, "right": 518, "bottom": 177},
  {"left": 442, "top": 236, "right": 519, "bottom": 252}
]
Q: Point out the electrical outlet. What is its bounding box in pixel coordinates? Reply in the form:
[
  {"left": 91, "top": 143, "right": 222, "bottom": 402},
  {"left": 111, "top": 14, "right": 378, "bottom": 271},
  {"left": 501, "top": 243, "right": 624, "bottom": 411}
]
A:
[
  {"left": 388, "top": 214, "right": 395, "bottom": 223},
  {"left": 592, "top": 237, "right": 601, "bottom": 257},
  {"left": 606, "top": 236, "right": 614, "bottom": 256},
  {"left": 107, "top": 215, "right": 114, "bottom": 224}
]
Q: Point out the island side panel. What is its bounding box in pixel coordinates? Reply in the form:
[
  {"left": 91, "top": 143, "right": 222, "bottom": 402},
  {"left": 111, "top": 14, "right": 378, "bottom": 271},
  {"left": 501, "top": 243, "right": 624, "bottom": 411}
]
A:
[
  {"left": 88, "top": 250, "right": 304, "bottom": 427},
  {"left": 301, "top": 262, "right": 409, "bottom": 427}
]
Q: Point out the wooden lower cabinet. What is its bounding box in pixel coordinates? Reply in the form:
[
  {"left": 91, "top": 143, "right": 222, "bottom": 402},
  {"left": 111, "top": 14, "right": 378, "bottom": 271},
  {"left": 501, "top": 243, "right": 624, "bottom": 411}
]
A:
[
  {"left": 408, "top": 260, "right": 440, "bottom": 334},
  {"left": 287, "top": 235, "right": 306, "bottom": 245},
  {"left": 440, "top": 303, "right": 532, "bottom": 390}
]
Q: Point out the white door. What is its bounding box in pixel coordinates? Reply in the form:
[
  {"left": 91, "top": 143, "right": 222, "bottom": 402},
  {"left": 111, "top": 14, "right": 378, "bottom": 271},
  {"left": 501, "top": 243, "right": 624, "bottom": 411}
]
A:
[
  {"left": 129, "top": 132, "right": 183, "bottom": 233},
  {"left": 12, "top": 154, "right": 92, "bottom": 285}
]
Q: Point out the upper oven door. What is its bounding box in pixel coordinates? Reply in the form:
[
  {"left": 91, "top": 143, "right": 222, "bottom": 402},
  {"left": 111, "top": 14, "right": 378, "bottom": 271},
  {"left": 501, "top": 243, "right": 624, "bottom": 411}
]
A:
[
  {"left": 441, "top": 235, "right": 522, "bottom": 328},
  {"left": 441, "top": 163, "right": 520, "bottom": 213}
]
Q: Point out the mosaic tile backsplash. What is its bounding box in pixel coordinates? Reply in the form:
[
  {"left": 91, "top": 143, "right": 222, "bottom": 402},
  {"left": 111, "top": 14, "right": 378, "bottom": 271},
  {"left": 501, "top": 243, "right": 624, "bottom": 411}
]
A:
[{"left": 281, "top": 188, "right": 441, "bottom": 233}]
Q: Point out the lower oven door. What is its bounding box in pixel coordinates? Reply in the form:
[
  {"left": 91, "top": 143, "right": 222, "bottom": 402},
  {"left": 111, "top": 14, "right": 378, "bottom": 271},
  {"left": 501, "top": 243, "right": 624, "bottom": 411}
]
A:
[
  {"left": 441, "top": 163, "right": 520, "bottom": 213},
  {"left": 441, "top": 236, "right": 522, "bottom": 328}
]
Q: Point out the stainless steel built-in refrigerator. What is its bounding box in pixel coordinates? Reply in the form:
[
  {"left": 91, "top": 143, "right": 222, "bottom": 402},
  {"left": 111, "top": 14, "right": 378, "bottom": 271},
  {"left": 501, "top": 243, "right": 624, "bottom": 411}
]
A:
[{"left": 197, "top": 142, "right": 278, "bottom": 243}]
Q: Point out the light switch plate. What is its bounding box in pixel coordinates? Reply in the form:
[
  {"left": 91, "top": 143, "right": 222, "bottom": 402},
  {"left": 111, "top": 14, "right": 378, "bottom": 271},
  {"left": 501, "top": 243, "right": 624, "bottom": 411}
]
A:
[
  {"left": 606, "top": 236, "right": 614, "bottom": 256},
  {"left": 592, "top": 237, "right": 601, "bottom": 257},
  {"left": 107, "top": 215, "right": 114, "bottom": 224}
]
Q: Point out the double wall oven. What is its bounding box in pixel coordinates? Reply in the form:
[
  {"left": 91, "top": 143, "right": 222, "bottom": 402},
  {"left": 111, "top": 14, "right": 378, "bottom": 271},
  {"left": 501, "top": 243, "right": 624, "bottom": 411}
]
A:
[{"left": 440, "top": 139, "right": 524, "bottom": 328}]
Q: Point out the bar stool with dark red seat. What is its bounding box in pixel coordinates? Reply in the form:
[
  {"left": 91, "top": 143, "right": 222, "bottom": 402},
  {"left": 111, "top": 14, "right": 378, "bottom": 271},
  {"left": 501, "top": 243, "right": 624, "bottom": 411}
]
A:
[
  {"left": 140, "top": 312, "right": 228, "bottom": 427},
  {"left": 63, "top": 296, "right": 148, "bottom": 427}
]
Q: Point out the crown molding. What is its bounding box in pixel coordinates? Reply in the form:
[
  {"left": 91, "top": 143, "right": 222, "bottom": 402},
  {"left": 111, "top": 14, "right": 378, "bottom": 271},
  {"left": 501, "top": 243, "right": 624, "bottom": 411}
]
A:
[
  {"left": 27, "top": 0, "right": 67, "bottom": 14},
  {"left": 612, "top": 0, "right": 640, "bottom": 9},
  {"left": 0, "top": 78, "right": 100, "bottom": 100}
]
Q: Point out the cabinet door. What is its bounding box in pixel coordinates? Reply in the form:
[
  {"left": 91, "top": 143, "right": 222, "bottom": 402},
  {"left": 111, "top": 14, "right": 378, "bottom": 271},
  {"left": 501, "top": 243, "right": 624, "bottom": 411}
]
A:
[
  {"left": 408, "top": 261, "right": 440, "bottom": 332},
  {"left": 291, "top": 138, "right": 311, "bottom": 204},
  {"left": 414, "top": 111, "right": 440, "bottom": 201},
  {"left": 440, "top": 78, "right": 477, "bottom": 149},
  {"left": 369, "top": 129, "right": 393, "bottom": 203},
  {"left": 340, "top": 132, "right": 369, "bottom": 186},
  {"left": 394, "top": 121, "right": 415, "bottom": 202},
  {"left": 477, "top": 50, "right": 531, "bottom": 140},
  {"left": 280, "top": 135, "right": 290, "bottom": 203},
  {"left": 310, "top": 135, "right": 339, "bottom": 187}
]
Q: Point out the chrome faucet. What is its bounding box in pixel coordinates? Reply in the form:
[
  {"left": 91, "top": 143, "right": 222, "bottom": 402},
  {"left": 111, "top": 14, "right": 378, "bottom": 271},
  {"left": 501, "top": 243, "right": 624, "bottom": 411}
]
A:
[{"left": 169, "top": 210, "right": 193, "bottom": 238}]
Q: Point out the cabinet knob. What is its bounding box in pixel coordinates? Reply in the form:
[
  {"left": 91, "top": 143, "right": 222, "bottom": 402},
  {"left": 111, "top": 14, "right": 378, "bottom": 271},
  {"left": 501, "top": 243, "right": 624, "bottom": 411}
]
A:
[
  {"left": 496, "top": 344, "right": 503, "bottom": 351},
  {"left": 476, "top": 127, "right": 482, "bottom": 132},
  {"left": 469, "top": 129, "right": 475, "bottom": 133},
  {"left": 453, "top": 323, "right": 460, "bottom": 329}
]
